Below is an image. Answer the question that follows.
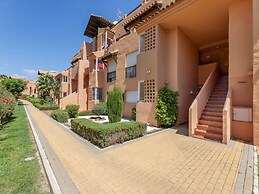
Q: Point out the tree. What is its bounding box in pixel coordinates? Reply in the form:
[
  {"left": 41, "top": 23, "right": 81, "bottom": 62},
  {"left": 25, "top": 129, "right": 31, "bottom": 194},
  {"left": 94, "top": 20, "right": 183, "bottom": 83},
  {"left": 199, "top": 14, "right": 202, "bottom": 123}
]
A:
[
  {"left": 36, "top": 74, "right": 60, "bottom": 102},
  {"left": 2, "top": 78, "right": 27, "bottom": 98},
  {"left": 107, "top": 86, "right": 123, "bottom": 123}
]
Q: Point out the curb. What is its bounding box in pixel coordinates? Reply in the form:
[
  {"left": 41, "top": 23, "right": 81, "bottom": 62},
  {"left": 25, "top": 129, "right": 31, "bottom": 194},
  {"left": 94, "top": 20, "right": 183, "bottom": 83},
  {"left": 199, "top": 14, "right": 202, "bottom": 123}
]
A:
[{"left": 24, "top": 105, "right": 62, "bottom": 194}]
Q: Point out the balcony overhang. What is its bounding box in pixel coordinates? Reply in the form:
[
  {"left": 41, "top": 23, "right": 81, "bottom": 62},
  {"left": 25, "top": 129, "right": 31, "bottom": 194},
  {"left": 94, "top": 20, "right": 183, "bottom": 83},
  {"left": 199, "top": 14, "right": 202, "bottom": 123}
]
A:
[
  {"left": 87, "top": 50, "right": 105, "bottom": 61},
  {"left": 101, "top": 50, "right": 118, "bottom": 67},
  {"left": 123, "top": 0, "right": 163, "bottom": 31},
  {"left": 84, "top": 15, "right": 114, "bottom": 38}
]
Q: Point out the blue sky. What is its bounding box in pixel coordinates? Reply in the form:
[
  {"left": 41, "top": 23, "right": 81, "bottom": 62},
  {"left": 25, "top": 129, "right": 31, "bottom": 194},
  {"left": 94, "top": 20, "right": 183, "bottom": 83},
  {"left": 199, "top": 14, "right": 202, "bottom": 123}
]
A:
[{"left": 0, "top": 0, "right": 140, "bottom": 80}]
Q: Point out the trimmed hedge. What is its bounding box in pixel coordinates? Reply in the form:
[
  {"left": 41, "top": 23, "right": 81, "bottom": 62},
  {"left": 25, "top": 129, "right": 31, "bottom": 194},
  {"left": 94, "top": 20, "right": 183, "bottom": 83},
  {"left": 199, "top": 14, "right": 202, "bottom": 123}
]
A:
[
  {"left": 33, "top": 103, "right": 59, "bottom": 110},
  {"left": 71, "top": 119, "right": 147, "bottom": 148},
  {"left": 77, "top": 110, "right": 93, "bottom": 116},
  {"left": 51, "top": 110, "right": 69, "bottom": 123}
]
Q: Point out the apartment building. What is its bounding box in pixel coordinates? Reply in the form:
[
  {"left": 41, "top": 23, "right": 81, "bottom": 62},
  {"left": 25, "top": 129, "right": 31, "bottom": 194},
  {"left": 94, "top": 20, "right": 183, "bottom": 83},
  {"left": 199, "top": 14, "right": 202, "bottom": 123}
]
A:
[
  {"left": 55, "top": 69, "right": 70, "bottom": 104},
  {"left": 60, "top": 0, "right": 259, "bottom": 145},
  {"left": 60, "top": 42, "right": 91, "bottom": 111},
  {"left": 23, "top": 79, "right": 37, "bottom": 96},
  {"left": 37, "top": 70, "right": 70, "bottom": 103},
  {"left": 121, "top": 0, "right": 258, "bottom": 145}
]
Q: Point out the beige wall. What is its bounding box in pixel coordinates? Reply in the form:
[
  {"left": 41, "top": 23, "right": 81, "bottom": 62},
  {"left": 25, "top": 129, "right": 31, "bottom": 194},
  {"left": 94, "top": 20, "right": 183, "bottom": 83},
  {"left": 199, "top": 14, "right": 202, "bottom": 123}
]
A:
[
  {"left": 253, "top": 0, "right": 259, "bottom": 145},
  {"left": 136, "top": 102, "right": 157, "bottom": 126},
  {"left": 60, "top": 42, "right": 90, "bottom": 111},
  {"left": 229, "top": 0, "right": 253, "bottom": 142},
  {"left": 23, "top": 80, "right": 37, "bottom": 96},
  {"left": 177, "top": 28, "right": 199, "bottom": 124},
  {"left": 136, "top": 26, "right": 199, "bottom": 125}
]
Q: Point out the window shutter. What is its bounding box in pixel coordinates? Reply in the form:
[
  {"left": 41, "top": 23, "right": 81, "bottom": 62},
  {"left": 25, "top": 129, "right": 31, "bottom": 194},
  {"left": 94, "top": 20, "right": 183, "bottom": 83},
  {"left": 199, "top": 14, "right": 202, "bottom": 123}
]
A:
[
  {"left": 126, "top": 51, "right": 138, "bottom": 67},
  {"left": 125, "top": 91, "right": 138, "bottom": 104},
  {"left": 108, "top": 61, "right": 116, "bottom": 72}
]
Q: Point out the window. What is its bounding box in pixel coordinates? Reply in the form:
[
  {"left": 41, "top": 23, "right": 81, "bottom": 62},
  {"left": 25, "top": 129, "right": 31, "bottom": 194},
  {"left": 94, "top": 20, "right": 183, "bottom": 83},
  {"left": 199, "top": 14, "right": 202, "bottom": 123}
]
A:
[
  {"left": 92, "top": 88, "right": 102, "bottom": 100},
  {"left": 138, "top": 81, "right": 145, "bottom": 101},
  {"left": 126, "top": 51, "right": 138, "bottom": 79},
  {"left": 62, "top": 76, "right": 68, "bottom": 83},
  {"left": 107, "top": 61, "right": 116, "bottom": 82},
  {"left": 63, "top": 92, "right": 67, "bottom": 98},
  {"left": 125, "top": 91, "right": 138, "bottom": 104}
]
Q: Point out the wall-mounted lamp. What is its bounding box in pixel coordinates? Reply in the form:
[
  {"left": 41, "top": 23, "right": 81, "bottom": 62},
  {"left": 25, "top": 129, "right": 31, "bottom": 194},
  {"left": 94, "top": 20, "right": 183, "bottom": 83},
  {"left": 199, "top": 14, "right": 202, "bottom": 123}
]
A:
[
  {"left": 147, "top": 70, "right": 151, "bottom": 74},
  {"left": 190, "top": 90, "right": 193, "bottom": 95},
  {"left": 164, "top": 80, "right": 169, "bottom": 86}
]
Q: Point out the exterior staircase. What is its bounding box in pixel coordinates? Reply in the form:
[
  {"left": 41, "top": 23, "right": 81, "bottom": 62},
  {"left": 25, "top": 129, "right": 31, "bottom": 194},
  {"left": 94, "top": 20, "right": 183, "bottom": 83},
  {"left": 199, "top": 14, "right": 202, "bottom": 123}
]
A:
[{"left": 193, "top": 76, "right": 228, "bottom": 142}]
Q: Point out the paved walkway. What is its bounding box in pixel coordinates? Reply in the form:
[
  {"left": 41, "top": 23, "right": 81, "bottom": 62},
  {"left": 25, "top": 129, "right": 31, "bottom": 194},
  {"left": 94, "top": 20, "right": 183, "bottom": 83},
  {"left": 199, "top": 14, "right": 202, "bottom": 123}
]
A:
[{"left": 24, "top": 102, "right": 253, "bottom": 194}]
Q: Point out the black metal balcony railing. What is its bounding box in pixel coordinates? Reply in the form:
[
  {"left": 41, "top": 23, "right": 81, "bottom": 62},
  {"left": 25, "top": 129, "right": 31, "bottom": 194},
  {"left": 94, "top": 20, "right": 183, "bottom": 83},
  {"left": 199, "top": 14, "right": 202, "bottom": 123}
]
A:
[
  {"left": 107, "top": 71, "right": 116, "bottom": 82},
  {"left": 125, "top": 65, "right": 136, "bottom": 79}
]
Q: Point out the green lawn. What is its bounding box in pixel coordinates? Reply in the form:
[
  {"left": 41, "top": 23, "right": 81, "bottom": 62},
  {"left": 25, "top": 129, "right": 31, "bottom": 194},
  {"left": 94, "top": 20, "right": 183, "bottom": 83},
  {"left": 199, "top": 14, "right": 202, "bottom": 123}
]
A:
[{"left": 0, "top": 104, "right": 50, "bottom": 194}]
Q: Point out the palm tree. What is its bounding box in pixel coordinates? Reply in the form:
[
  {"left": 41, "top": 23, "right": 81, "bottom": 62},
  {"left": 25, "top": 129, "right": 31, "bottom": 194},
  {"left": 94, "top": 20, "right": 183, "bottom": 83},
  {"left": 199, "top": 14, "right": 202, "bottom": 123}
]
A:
[{"left": 36, "top": 74, "right": 60, "bottom": 104}]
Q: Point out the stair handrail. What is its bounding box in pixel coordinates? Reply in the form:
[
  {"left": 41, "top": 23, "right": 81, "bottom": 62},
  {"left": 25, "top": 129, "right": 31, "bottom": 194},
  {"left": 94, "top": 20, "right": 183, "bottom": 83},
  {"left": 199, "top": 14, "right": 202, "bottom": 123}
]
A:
[
  {"left": 189, "top": 63, "right": 219, "bottom": 136},
  {"left": 222, "top": 88, "right": 232, "bottom": 144}
]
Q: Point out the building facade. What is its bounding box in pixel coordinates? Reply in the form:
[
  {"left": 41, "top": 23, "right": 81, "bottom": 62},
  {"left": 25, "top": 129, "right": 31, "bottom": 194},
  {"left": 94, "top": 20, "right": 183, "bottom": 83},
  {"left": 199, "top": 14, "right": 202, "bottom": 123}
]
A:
[
  {"left": 59, "top": 0, "right": 259, "bottom": 145},
  {"left": 23, "top": 79, "right": 37, "bottom": 96}
]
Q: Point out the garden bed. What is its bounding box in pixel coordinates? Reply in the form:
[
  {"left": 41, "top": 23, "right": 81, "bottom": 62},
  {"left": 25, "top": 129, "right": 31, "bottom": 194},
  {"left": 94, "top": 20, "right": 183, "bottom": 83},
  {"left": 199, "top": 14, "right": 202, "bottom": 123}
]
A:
[{"left": 71, "top": 118, "right": 147, "bottom": 148}]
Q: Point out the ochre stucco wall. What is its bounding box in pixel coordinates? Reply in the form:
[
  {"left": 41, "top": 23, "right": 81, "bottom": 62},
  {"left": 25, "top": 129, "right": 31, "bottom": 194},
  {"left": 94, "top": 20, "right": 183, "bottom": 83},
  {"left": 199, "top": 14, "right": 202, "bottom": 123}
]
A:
[
  {"left": 253, "top": 0, "right": 259, "bottom": 145},
  {"left": 198, "top": 63, "right": 218, "bottom": 86},
  {"left": 177, "top": 28, "right": 199, "bottom": 124},
  {"left": 23, "top": 80, "right": 37, "bottom": 96},
  {"left": 229, "top": 0, "right": 253, "bottom": 141}
]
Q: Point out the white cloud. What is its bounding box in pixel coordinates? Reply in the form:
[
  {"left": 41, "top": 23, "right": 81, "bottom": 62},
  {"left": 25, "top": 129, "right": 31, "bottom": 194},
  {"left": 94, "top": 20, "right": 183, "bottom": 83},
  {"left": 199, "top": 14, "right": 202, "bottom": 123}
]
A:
[
  {"left": 11, "top": 74, "right": 26, "bottom": 79},
  {"left": 23, "top": 69, "right": 37, "bottom": 74}
]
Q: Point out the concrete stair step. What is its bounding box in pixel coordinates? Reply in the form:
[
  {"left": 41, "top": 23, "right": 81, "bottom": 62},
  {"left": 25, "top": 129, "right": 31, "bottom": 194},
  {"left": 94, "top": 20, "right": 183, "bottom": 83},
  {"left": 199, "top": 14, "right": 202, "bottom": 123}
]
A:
[
  {"left": 213, "top": 89, "right": 228, "bottom": 93},
  {"left": 203, "top": 111, "right": 222, "bottom": 117},
  {"left": 206, "top": 104, "right": 224, "bottom": 109},
  {"left": 197, "top": 124, "right": 223, "bottom": 134},
  {"left": 205, "top": 107, "right": 223, "bottom": 113},
  {"left": 194, "top": 128, "right": 206, "bottom": 136},
  {"left": 209, "top": 95, "right": 226, "bottom": 101},
  {"left": 204, "top": 133, "right": 222, "bottom": 142},
  {"left": 207, "top": 100, "right": 225, "bottom": 105},
  {"left": 210, "top": 95, "right": 227, "bottom": 99},
  {"left": 211, "top": 91, "right": 228, "bottom": 95},
  {"left": 192, "top": 134, "right": 206, "bottom": 140},
  {"left": 201, "top": 115, "right": 222, "bottom": 122},
  {"left": 199, "top": 120, "right": 223, "bottom": 128}
]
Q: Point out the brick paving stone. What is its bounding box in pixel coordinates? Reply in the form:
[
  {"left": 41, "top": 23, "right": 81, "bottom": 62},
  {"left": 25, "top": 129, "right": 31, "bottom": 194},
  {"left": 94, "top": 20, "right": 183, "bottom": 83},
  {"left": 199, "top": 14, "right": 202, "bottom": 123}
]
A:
[{"left": 25, "top": 102, "right": 248, "bottom": 194}]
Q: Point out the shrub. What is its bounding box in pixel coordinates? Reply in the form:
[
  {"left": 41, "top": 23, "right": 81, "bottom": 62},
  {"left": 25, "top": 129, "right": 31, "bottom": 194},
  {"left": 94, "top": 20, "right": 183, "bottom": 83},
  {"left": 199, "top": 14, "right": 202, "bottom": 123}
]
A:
[
  {"left": 51, "top": 110, "right": 69, "bottom": 123},
  {"left": 71, "top": 119, "right": 147, "bottom": 148},
  {"left": 155, "top": 87, "right": 179, "bottom": 128},
  {"left": 93, "top": 102, "right": 107, "bottom": 115},
  {"left": 132, "top": 108, "right": 136, "bottom": 121},
  {"left": 0, "top": 83, "right": 16, "bottom": 128},
  {"left": 77, "top": 110, "right": 93, "bottom": 116},
  {"left": 2, "top": 78, "right": 27, "bottom": 98},
  {"left": 107, "top": 86, "right": 123, "bottom": 123},
  {"left": 65, "top": 104, "right": 79, "bottom": 118}
]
